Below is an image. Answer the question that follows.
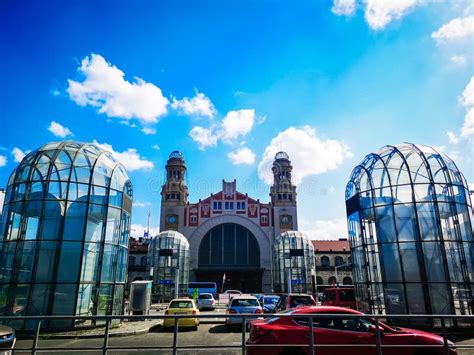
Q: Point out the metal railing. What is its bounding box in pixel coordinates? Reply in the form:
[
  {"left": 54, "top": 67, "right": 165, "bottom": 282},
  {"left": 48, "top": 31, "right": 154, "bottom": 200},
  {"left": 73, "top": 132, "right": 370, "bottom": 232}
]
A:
[{"left": 1, "top": 313, "right": 473, "bottom": 354}]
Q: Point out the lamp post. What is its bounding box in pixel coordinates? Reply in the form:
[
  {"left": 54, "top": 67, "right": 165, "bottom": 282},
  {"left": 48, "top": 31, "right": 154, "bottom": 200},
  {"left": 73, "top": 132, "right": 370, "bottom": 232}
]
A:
[{"left": 335, "top": 263, "right": 351, "bottom": 287}]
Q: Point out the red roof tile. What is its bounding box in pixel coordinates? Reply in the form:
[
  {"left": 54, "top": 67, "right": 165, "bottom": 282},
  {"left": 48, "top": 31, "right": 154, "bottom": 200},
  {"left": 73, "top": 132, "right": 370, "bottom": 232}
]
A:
[{"left": 312, "top": 239, "right": 350, "bottom": 252}]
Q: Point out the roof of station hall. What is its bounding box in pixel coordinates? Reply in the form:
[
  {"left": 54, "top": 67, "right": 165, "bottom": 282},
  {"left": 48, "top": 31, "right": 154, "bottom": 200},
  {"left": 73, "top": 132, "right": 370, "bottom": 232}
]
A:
[
  {"left": 312, "top": 239, "right": 350, "bottom": 252},
  {"left": 7, "top": 141, "right": 131, "bottom": 194}
]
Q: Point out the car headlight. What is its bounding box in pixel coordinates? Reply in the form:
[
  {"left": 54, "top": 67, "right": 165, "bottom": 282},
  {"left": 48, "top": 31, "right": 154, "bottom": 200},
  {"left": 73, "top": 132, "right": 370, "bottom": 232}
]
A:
[{"left": 435, "top": 339, "right": 454, "bottom": 346}]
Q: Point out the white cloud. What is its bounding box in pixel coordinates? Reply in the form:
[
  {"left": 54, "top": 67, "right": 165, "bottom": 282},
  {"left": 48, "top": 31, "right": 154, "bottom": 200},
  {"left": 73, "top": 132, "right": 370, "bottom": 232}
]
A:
[
  {"left": 459, "top": 76, "right": 474, "bottom": 107},
  {"left": 332, "top": 0, "right": 356, "bottom": 16},
  {"left": 152, "top": 144, "right": 160, "bottom": 150},
  {"left": 461, "top": 108, "right": 474, "bottom": 138},
  {"left": 67, "top": 54, "right": 169, "bottom": 124},
  {"left": 189, "top": 109, "right": 256, "bottom": 149},
  {"left": 131, "top": 223, "right": 160, "bottom": 238},
  {"left": 450, "top": 55, "right": 467, "bottom": 65},
  {"left": 189, "top": 126, "right": 219, "bottom": 150},
  {"left": 228, "top": 147, "right": 256, "bottom": 165},
  {"left": 133, "top": 201, "right": 152, "bottom": 208},
  {"left": 220, "top": 109, "right": 255, "bottom": 143},
  {"left": 12, "top": 147, "right": 26, "bottom": 163},
  {"left": 432, "top": 16, "right": 474, "bottom": 44},
  {"left": 0, "top": 155, "right": 6, "bottom": 167},
  {"left": 459, "top": 77, "right": 474, "bottom": 138},
  {"left": 48, "top": 121, "right": 74, "bottom": 138},
  {"left": 300, "top": 217, "right": 348, "bottom": 240},
  {"left": 171, "top": 91, "right": 216, "bottom": 118},
  {"left": 258, "top": 126, "right": 353, "bottom": 185},
  {"left": 364, "top": 0, "right": 422, "bottom": 30},
  {"left": 93, "top": 140, "right": 154, "bottom": 172},
  {"left": 141, "top": 127, "right": 156, "bottom": 135},
  {"left": 447, "top": 131, "right": 459, "bottom": 144}
]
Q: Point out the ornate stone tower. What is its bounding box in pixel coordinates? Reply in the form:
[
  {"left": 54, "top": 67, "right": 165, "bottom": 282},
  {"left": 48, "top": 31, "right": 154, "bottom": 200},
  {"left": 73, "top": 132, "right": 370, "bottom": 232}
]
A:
[
  {"left": 270, "top": 151, "right": 298, "bottom": 234},
  {"left": 160, "top": 151, "right": 189, "bottom": 231}
]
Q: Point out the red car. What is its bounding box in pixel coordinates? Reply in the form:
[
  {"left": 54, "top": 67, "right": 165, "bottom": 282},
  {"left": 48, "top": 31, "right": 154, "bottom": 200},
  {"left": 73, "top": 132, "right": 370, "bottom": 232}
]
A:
[{"left": 246, "top": 306, "right": 456, "bottom": 355}]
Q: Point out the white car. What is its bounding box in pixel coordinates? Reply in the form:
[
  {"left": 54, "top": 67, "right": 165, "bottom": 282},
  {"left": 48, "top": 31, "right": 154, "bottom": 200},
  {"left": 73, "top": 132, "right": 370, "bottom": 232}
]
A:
[{"left": 196, "top": 293, "right": 216, "bottom": 311}]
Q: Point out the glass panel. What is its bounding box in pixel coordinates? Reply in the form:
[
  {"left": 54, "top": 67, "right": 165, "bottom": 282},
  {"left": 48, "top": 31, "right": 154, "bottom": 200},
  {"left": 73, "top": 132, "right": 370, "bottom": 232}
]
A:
[
  {"left": 56, "top": 242, "right": 82, "bottom": 282},
  {"left": 35, "top": 241, "right": 58, "bottom": 282},
  {"left": 393, "top": 184, "right": 413, "bottom": 204},
  {"left": 46, "top": 181, "right": 68, "bottom": 200},
  {"left": 394, "top": 204, "right": 416, "bottom": 242},
  {"left": 40, "top": 200, "right": 65, "bottom": 240},
  {"left": 422, "top": 242, "right": 446, "bottom": 282},
  {"left": 67, "top": 182, "right": 90, "bottom": 203},
  {"left": 100, "top": 244, "right": 116, "bottom": 283},
  {"left": 380, "top": 244, "right": 402, "bottom": 282},
  {"left": 399, "top": 242, "right": 421, "bottom": 282},
  {"left": 90, "top": 185, "right": 108, "bottom": 205},
  {"left": 374, "top": 205, "right": 396, "bottom": 243},
  {"left": 51, "top": 284, "right": 78, "bottom": 327},
  {"left": 63, "top": 202, "right": 87, "bottom": 241},
  {"left": 108, "top": 189, "right": 122, "bottom": 207},
  {"left": 416, "top": 202, "right": 440, "bottom": 241},
  {"left": 97, "top": 285, "right": 113, "bottom": 316},
  {"left": 81, "top": 243, "right": 100, "bottom": 282},
  {"left": 105, "top": 207, "right": 121, "bottom": 244},
  {"left": 85, "top": 204, "right": 106, "bottom": 242},
  {"left": 12, "top": 284, "right": 29, "bottom": 316},
  {"left": 382, "top": 283, "right": 406, "bottom": 314},
  {"left": 28, "top": 284, "right": 51, "bottom": 315},
  {"left": 405, "top": 284, "right": 426, "bottom": 314},
  {"left": 429, "top": 283, "right": 452, "bottom": 315},
  {"left": 18, "top": 241, "right": 36, "bottom": 282},
  {"left": 76, "top": 284, "right": 94, "bottom": 316},
  {"left": 116, "top": 247, "right": 127, "bottom": 282}
]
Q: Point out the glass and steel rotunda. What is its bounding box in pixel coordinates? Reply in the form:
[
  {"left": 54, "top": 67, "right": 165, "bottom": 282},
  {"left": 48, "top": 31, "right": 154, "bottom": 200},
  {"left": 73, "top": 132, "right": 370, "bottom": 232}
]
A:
[
  {"left": 346, "top": 143, "right": 473, "bottom": 327},
  {"left": 148, "top": 230, "right": 190, "bottom": 301},
  {"left": 273, "top": 231, "right": 316, "bottom": 293},
  {"left": 0, "top": 141, "right": 132, "bottom": 329}
]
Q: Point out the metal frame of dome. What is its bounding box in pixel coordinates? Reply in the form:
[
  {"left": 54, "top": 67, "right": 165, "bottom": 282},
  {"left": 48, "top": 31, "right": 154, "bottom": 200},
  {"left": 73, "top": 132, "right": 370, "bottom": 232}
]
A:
[
  {"left": 0, "top": 140, "right": 133, "bottom": 330},
  {"left": 272, "top": 231, "right": 316, "bottom": 294},
  {"left": 148, "top": 230, "right": 190, "bottom": 300},
  {"left": 345, "top": 142, "right": 473, "bottom": 328},
  {"left": 275, "top": 151, "right": 289, "bottom": 160}
]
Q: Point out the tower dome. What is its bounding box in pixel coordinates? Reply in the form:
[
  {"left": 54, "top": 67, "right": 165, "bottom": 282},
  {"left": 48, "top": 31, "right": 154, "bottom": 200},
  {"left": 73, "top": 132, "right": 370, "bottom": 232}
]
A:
[
  {"left": 169, "top": 150, "right": 184, "bottom": 160},
  {"left": 275, "top": 151, "right": 289, "bottom": 160}
]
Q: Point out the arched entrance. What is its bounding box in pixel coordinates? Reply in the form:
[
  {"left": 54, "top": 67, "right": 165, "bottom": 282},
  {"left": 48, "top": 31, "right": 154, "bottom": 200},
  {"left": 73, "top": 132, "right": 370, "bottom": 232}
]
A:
[{"left": 197, "top": 223, "right": 262, "bottom": 293}]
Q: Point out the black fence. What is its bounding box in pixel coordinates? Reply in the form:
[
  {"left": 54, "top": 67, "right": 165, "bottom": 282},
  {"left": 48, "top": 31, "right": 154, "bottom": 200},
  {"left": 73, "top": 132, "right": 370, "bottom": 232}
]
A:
[{"left": 1, "top": 313, "right": 473, "bottom": 354}]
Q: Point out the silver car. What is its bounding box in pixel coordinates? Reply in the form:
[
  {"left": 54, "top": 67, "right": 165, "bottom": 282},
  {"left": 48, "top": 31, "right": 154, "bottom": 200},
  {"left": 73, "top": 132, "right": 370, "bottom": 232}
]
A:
[{"left": 196, "top": 293, "right": 216, "bottom": 311}]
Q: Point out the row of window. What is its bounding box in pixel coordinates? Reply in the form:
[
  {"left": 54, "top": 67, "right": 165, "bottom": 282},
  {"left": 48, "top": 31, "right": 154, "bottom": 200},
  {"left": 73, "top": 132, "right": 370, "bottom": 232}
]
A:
[
  {"left": 277, "top": 193, "right": 292, "bottom": 201},
  {"left": 165, "top": 193, "right": 181, "bottom": 200},
  {"left": 212, "top": 201, "right": 247, "bottom": 210},
  {"left": 318, "top": 256, "right": 351, "bottom": 268}
]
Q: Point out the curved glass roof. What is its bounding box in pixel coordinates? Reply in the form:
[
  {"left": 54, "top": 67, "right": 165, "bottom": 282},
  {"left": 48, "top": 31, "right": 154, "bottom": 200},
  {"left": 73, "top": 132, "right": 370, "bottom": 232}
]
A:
[
  {"left": 275, "top": 151, "right": 289, "bottom": 160},
  {"left": 151, "top": 230, "right": 189, "bottom": 247},
  {"left": 275, "top": 230, "right": 314, "bottom": 247},
  {"left": 8, "top": 141, "right": 132, "bottom": 196},
  {"left": 345, "top": 143, "right": 469, "bottom": 203}
]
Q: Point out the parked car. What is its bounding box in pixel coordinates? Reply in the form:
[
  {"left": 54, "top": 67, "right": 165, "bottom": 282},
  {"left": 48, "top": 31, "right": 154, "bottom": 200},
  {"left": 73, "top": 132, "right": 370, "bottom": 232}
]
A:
[
  {"left": 274, "top": 294, "right": 316, "bottom": 312},
  {"left": 0, "top": 324, "right": 15, "bottom": 354},
  {"left": 246, "top": 306, "right": 457, "bottom": 355},
  {"left": 258, "top": 295, "right": 280, "bottom": 313},
  {"left": 164, "top": 298, "right": 199, "bottom": 330},
  {"left": 223, "top": 290, "right": 242, "bottom": 296},
  {"left": 196, "top": 292, "right": 216, "bottom": 311},
  {"left": 321, "top": 287, "right": 357, "bottom": 309},
  {"left": 226, "top": 295, "right": 263, "bottom": 326}
]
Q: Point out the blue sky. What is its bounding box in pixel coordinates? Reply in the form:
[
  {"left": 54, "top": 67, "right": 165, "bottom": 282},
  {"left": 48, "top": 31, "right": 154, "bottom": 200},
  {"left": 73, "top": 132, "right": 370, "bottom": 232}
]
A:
[{"left": 1, "top": 0, "right": 473, "bottom": 239}]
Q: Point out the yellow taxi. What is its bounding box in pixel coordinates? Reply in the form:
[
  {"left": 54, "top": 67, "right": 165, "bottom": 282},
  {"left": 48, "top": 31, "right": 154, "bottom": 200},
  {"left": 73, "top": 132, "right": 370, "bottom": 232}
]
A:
[{"left": 163, "top": 298, "right": 200, "bottom": 329}]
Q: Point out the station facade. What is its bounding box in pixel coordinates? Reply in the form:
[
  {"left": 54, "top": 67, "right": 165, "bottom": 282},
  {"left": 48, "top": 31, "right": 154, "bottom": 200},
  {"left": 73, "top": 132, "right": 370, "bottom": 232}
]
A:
[{"left": 159, "top": 151, "right": 298, "bottom": 293}]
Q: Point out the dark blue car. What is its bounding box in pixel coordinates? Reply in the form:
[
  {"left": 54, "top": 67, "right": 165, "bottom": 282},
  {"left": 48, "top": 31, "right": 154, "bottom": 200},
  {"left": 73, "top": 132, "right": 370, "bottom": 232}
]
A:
[{"left": 259, "top": 295, "right": 280, "bottom": 313}]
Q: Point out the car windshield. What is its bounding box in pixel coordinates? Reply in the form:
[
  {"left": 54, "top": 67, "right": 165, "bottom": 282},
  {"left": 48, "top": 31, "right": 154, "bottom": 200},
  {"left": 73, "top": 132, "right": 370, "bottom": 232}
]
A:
[
  {"left": 198, "top": 294, "right": 213, "bottom": 299},
  {"left": 264, "top": 297, "right": 279, "bottom": 305},
  {"left": 169, "top": 301, "right": 193, "bottom": 308},
  {"left": 290, "top": 296, "right": 315, "bottom": 307},
  {"left": 266, "top": 309, "right": 296, "bottom": 323},
  {"left": 231, "top": 299, "right": 259, "bottom": 307}
]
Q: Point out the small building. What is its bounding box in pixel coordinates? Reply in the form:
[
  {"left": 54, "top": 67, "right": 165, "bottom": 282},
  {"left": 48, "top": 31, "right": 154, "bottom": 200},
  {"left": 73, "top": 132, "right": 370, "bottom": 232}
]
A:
[{"left": 128, "top": 237, "right": 150, "bottom": 282}]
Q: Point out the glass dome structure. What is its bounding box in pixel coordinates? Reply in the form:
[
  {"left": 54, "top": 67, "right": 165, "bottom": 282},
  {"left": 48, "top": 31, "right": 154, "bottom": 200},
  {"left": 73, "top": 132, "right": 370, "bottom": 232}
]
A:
[
  {"left": 275, "top": 151, "right": 289, "bottom": 160},
  {"left": 346, "top": 143, "right": 473, "bottom": 327},
  {"left": 169, "top": 151, "right": 184, "bottom": 160},
  {"left": 273, "top": 231, "right": 316, "bottom": 293},
  {"left": 0, "top": 141, "right": 132, "bottom": 329},
  {"left": 148, "top": 230, "right": 189, "bottom": 301}
]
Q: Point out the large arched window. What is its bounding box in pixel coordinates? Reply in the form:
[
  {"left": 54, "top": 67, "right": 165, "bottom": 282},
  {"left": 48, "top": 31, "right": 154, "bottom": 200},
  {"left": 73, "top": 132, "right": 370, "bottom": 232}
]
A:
[
  {"left": 343, "top": 276, "right": 353, "bottom": 285},
  {"left": 328, "top": 276, "right": 337, "bottom": 285},
  {"left": 316, "top": 276, "right": 323, "bottom": 285},
  {"left": 335, "top": 256, "right": 344, "bottom": 266},
  {"left": 321, "top": 256, "right": 330, "bottom": 268},
  {"left": 199, "top": 223, "right": 260, "bottom": 267}
]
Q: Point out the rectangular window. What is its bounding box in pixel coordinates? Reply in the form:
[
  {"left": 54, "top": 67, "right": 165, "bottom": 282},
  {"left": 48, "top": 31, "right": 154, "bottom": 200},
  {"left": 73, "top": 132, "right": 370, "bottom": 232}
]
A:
[
  {"left": 213, "top": 201, "right": 217, "bottom": 210},
  {"left": 218, "top": 202, "right": 222, "bottom": 209},
  {"left": 241, "top": 202, "right": 245, "bottom": 210},
  {"left": 225, "top": 202, "right": 229, "bottom": 209},
  {"left": 229, "top": 202, "right": 234, "bottom": 209},
  {"left": 236, "top": 202, "right": 241, "bottom": 210}
]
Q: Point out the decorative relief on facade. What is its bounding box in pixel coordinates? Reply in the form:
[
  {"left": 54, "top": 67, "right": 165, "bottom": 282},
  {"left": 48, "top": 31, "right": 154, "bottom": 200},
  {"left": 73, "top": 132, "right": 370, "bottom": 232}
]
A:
[
  {"left": 279, "top": 214, "right": 293, "bottom": 231},
  {"left": 165, "top": 213, "right": 179, "bottom": 230}
]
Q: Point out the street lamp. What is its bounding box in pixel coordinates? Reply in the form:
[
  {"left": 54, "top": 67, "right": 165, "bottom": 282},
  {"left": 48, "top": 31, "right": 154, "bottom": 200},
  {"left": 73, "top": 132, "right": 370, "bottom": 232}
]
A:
[{"left": 335, "top": 263, "right": 351, "bottom": 286}]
